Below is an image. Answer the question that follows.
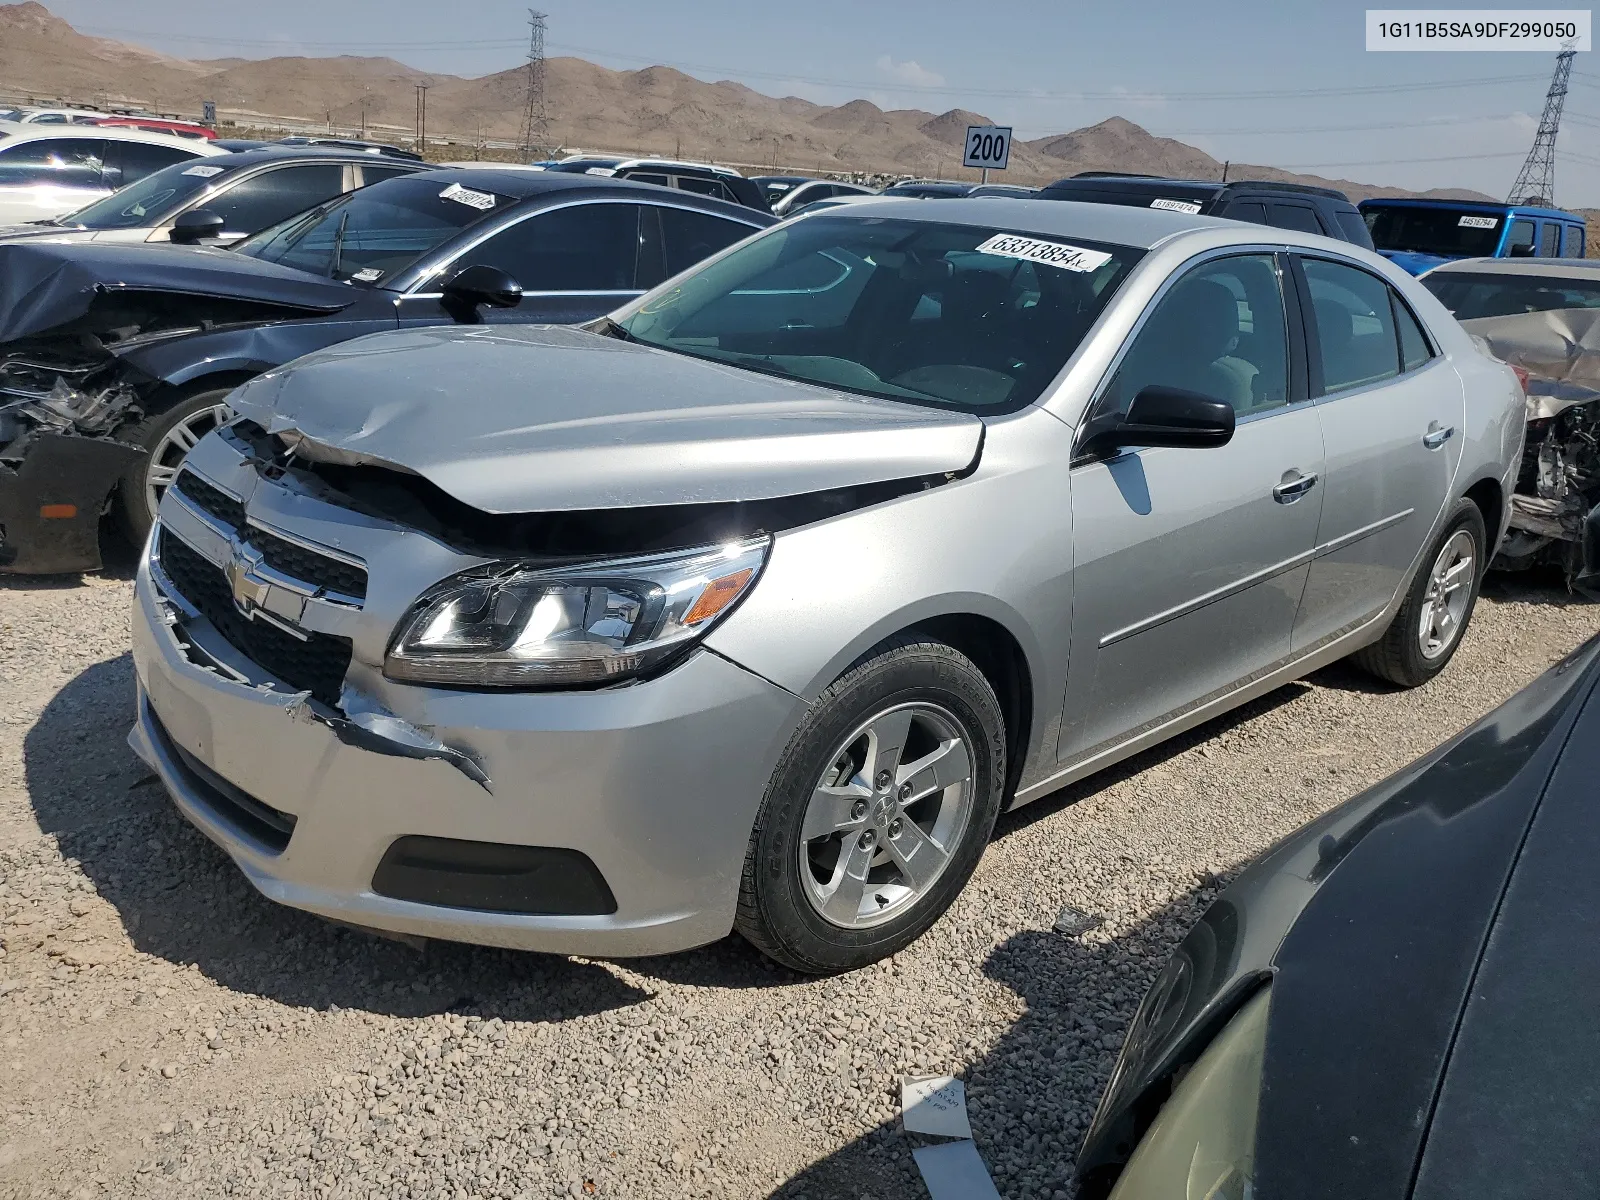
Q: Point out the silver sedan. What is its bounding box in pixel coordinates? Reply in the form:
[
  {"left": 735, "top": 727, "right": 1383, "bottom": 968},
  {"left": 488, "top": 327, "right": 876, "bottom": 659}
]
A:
[{"left": 128, "top": 199, "right": 1524, "bottom": 972}]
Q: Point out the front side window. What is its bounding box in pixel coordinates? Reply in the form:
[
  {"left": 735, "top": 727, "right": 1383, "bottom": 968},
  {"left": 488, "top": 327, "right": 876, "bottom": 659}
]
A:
[
  {"left": 0, "top": 137, "right": 106, "bottom": 187},
  {"left": 1506, "top": 219, "right": 1536, "bottom": 256},
  {"left": 1223, "top": 200, "right": 1269, "bottom": 225},
  {"left": 235, "top": 175, "right": 514, "bottom": 284},
  {"left": 1101, "top": 254, "right": 1290, "bottom": 419},
  {"left": 206, "top": 163, "right": 348, "bottom": 235},
  {"left": 1302, "top": 258, "right": 1400, "bottom": 394},
  {"left": 1364, "top": 206, "right": 1505, "bottom": 258},
  {"left": 1422, "top": 271, "right": 1600, "bottom": 318},
  {"left": 102, "top": 141, "right": 197, "bottom": 187},
  {"left": 615, "top": 216, "right": 1143, "bottom": 413},
  {"left": 466, "top": 203, "right": 643, "bottom": 291}
]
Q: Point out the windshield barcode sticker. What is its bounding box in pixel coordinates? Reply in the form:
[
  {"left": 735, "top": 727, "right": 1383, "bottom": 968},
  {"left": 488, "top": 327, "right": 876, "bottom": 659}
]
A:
[
  {"left": 1458, "top": 214, "right": 1499, "bottom": 229},
  {"left": 976, "top": 234, "right": 1113, "bottom": 273},
  {"left": 1150, "top": 198, "right": 1203, "bottom": 214},
  {"left": 181, "top": 164, "right": 225, "bottom": 177},
  {"left": 439, "top": 182, "right": 497, "bottom": 211}
]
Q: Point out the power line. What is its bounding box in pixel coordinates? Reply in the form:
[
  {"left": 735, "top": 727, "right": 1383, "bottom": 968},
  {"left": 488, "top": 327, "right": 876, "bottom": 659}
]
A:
[
  {"left": 1272, "top": 150, "right": 1528, "bottom": 169},
  {"left": 1085, "top": 113, "right": 1529, "bottom": 139}
]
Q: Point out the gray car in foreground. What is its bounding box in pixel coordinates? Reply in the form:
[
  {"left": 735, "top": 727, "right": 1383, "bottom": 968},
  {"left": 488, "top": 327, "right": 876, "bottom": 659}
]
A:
[{"left": 128, "top": 200, "right": 1523, "bottom": 972}]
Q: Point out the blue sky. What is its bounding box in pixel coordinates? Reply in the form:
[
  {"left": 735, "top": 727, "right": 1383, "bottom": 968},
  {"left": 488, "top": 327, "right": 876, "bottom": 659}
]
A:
[{"left": 52, "top": 0, "right": 1600, "bottom": 204}]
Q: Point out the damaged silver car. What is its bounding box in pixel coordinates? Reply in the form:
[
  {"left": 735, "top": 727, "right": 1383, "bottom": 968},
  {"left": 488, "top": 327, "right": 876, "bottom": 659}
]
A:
[
  {"left": 1422, "top": 257, "right": 1600, "bottom": 592},
  {"left": 130, "top": 202, "right": 1524, "bottom": 972}
]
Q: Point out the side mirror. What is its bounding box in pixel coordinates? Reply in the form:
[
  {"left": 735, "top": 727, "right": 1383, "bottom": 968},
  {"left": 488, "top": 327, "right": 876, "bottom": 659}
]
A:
[
  {"left": 440, "top": 264, "right": 523, "bottom": 324},
  {"left": 1080, "top": 385, "right": 1236, "bottom": 458},
  {"left": 169, "top": 208, "right": 226, "bottom": 244},
  {"left": 1508, "top": 241, "right": 1537, "bottom": 258}
]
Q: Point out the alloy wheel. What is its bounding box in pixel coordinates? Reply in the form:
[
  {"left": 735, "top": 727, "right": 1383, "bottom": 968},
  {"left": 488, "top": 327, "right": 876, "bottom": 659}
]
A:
[
  {"left": 143, "top": 402, "right": 230, "bottom": 520},
  {"left": 797, "top": 702, "right": 976, "bottom": 929},
  {"left": 1418, "top": 529, "right": 1476, "bottom": 660}
]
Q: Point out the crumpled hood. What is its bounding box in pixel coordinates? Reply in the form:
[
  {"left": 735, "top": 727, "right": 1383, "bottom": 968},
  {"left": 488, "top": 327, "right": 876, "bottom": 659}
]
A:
[
  {"left": 1379, "top": 248, "right": 1454, "bottom": 276},
  {"left": 229, "top": 323, "right": 986, "bottom": 513},
  {"left": 1462, "top": 308, "right": 1600, "bottom": 419},
  {"left": 0, "top": 241, "right": 360, "bottom": 343}
]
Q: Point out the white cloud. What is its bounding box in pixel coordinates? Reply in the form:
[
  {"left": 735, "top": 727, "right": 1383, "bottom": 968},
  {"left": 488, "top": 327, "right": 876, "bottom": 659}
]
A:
[{"left": 875, "top": 55, "right": 945, "bottom": 88}]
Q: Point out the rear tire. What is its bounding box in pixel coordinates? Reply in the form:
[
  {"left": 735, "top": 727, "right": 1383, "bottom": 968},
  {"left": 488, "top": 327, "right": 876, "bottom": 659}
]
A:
[
  {"left": 735, "top": 637, "right": 1005, "bottom": 974},
  {"left": 1352, "top": 498, "right": 1486, "bottom": 688},
  {"left": 114, "top": 385, "right": 237, "bottom": 547}
]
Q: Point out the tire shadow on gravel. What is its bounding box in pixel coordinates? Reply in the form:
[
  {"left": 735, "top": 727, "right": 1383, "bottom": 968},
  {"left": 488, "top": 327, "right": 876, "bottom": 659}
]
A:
[
  {"left": 768, "top": 884, "right": 1227, "bottom": 1200},
  {"left": 24, "top": 654, "right": 649, "bottom": 1023}
]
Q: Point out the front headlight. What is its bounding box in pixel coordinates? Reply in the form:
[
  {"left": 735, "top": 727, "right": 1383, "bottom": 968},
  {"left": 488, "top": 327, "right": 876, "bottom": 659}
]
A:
[
  {"left": 1107, "top": 987, "right": 1270, "bottom": 1200},
  {"left": 385, "top": 537, "right": 769, "bottom": 688}
]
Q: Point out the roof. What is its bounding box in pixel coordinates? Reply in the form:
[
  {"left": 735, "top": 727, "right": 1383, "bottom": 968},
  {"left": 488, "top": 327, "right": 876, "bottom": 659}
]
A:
[
  {"left": 1424, "top": 256, "right": 1600, "bottom": 279},
  {"left": 811, "top": 195, "right": 1222, "bottom": 249},
  {"left": 389, "top": 167, "right": 773, "bottom": 219},
  {"left": 0, "top": 123, "right": 228, "bottom": 154},
  {"left": 1046, "top": 176, "right": 1349, "bottom": 202},
  {"left": 1361, "top": 197, "right": 1585, "bottom": 220},
  {"left": 201, "top": 146, "right": 432, "bottom": 170}
]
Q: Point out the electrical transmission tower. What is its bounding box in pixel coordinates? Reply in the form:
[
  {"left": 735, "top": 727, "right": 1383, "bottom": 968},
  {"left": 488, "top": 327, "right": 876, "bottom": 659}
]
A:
[
  {"left": 1507, "top": 48, "right": 1575, "bottom": 206},
  {"left": 519, "top": 10, "right": 549, "bottom": 159}
]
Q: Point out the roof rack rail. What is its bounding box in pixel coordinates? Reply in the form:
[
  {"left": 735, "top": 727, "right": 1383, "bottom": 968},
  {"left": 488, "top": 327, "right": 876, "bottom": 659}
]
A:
[
  {"left": 1069, "top": 171, "right": 1165, "bottom": 179},
  {"left": 1223, "top": 179, "right": 1348, "bottom": 200}
]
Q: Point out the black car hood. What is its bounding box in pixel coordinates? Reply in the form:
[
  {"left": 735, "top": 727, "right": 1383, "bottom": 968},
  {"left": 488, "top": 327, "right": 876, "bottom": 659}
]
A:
[
  {"left": 0, "top": 242, "right": 360, "bottom": 344},
  {"left": 1078, "top": 635, "right": 1600, "bottom": 1197}
]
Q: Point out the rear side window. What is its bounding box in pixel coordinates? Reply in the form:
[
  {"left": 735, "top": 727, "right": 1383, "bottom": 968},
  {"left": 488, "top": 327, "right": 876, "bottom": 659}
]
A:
[
  {"left": 468, "top": 202, "right": 644, "bottom": 291},
  {"left": 1302, "top": 257, "right": 1400, "bottom": 394},
  {"left": 359, "top": 164, "right": 417, "bottom": 186},
  {"left": 1539, "top": 223, "right": 1561, "bottom": 257},
  {"left": 1334, "top": 209, "right": 1375, "bottom": 249},
  {"left": 675, "top": 176, "right": 734, "bottom": 202},
  {"left": 1267, "top": 203, "right": 1325, "bottom": 235},
  {"left": 0, "top": 137, "right": 106, "bottom": 187},
  {"left": 1392, "top": 294, "right": 1434, "bottom": 372},
  {"left": 1566, "top": 225, "right": 1586, "bottom": 257},
  {"left": 103, "top": 141, "right": 197, "bottom": 186},
  {"left": 1422, "top": 271, "right": 1600, "bottom": 318},
  {"left": 658, "top": 206, "right": 755, "bottom": 277},
  {"left": 208, "top": 163, "right": 349, "bottom": 235}
]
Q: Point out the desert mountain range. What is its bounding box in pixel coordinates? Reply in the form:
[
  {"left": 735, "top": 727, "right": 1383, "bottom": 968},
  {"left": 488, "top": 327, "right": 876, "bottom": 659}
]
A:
[{"left": 1, "top": 1, "right": 1489, "bottom": 201}]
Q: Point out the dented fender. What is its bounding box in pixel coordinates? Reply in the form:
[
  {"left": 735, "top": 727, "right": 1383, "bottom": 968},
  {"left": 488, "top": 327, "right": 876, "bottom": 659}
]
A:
[{"left": 0, "top": 432, "right": 144, "bottom": 573}]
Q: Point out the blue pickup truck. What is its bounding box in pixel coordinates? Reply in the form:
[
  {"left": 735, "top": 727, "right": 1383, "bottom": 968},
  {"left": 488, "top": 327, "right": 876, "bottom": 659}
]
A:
[{"left": 1358, "top": 198, "right": 1588, "bottom": 275}]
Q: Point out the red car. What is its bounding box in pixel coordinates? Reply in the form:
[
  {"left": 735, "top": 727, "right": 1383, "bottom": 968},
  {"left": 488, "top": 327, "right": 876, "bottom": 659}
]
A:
[{"left": 94, "top": 117, "right": 216, "bottom": 140}]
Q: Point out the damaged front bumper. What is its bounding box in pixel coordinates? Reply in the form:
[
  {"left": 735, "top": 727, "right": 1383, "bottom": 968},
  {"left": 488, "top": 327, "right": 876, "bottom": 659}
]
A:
[{"left": 129, "top": 526, "right": 805, "bottom": 957}]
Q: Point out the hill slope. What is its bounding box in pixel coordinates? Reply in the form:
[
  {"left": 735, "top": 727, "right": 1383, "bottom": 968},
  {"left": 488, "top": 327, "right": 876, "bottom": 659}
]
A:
[{"left": 0, "top": 1, "right": 1488, "bottom": 199}]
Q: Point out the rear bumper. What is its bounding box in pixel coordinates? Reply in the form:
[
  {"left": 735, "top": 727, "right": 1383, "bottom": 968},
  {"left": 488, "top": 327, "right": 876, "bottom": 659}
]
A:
[
  {"left": 0, "top": 432, "right": 143, "bottom": 573},
  {"left": 129, "top": 547, "right": 806, "bottom": 956}
]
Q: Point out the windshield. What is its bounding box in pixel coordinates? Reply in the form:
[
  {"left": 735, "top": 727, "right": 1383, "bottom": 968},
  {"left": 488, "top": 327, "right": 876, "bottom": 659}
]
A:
[
  {"left": 57, "top": 158, "right": 225, "bottom": 229},
  {"left": 1364, "top": 206, "right": 1505, "bottom": 257},
  {"left": 614, "top": 215, "right": 1143, "bottom": 413},
  {"left": 1423, "top": 271, "right": 1600, "bottom": 320},
  {"left": 234, "top": 175, "right": 513, "bottom": 284}
]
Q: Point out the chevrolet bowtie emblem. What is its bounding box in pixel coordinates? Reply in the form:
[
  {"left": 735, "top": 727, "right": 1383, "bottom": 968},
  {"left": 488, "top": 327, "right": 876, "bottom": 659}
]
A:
[{"left": 227, "top": 541, "right": 272, "bottom": 616}]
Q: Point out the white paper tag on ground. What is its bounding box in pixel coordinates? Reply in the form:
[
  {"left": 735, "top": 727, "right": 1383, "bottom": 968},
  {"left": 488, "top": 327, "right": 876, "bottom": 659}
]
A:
[
  {"left": 1150, "top": 197, "right": 1203, "bottom": 214},
  {"left": 439, "top": 182, "right": 497, "bottom": 210},
  {"left": 1458, "top": 214, "right": 1498, "bottom": 229},
  {"left": 976, "top": 233, "right": 1112, "bottom": 273},
  {"left": 182, "top": 164, "right": 225, "bottom": 177},
  {"left": 911, "top": 1140, "right": 1004, "bottom": 1200},
  {"left": 901, "top": 1075, "right": 974, "bottom": 1139}
]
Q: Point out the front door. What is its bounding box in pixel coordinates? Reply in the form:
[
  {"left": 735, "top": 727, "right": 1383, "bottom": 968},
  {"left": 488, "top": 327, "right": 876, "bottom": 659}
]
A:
[
  {"left": 1060, "top": 252, "right": 1326, "bottom": 760},
  {"left": 1290, "top": 255, "right": 1464, "bottom": 653}
]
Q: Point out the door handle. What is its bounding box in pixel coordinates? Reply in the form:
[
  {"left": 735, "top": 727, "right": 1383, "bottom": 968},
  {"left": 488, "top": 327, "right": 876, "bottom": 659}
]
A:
[
  {"left": 1423, "top": 424, "right": 1455, "bottom": 450},
  {"left": 1273, "top": 472, "right": 1319, "bottom": 504}
]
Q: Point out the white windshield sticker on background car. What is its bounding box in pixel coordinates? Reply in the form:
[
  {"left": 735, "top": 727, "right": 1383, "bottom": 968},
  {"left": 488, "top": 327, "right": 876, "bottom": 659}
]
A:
[
  {"left": 351, "top": 267, "right": 385, "bottom": 282},
  {"left": 439, "top": 182, "right": 497, "bottom": 211},
  {"left": 1458, "top": 215, "right": 1499, "bottom": 229},
  {"left": 181, "top": 164, "right": 225, "bottom": 178},
  {"left": 1150, "top": 197, "right": 1203, "bottom": 214},
  {"left": 975, "top": 233, "right": 1114, "bottom": 273}
]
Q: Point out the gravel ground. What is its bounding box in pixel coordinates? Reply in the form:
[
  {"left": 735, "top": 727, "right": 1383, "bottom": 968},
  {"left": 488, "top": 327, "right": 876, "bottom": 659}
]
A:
[{"left": 0, "top": 569, "right": 1595, "bottom": 1200}]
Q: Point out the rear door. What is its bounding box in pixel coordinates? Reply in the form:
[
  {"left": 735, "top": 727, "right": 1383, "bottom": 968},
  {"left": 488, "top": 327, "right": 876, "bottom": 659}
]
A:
[
  {"left": 1059, "top": 251, "right": 1326, "bottom": 759},
  {"left": 1290, "top": 255, "right": 1464, "bottom": 654},
  {"left": 1266, "top": 201, "right": 1328, "bottom": 236}
]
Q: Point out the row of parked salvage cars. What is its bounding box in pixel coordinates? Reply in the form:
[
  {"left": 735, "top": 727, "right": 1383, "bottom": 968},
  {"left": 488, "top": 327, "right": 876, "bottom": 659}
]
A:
[{"left": 2, "top": 137, "right": 1599, "bottom": 1200}]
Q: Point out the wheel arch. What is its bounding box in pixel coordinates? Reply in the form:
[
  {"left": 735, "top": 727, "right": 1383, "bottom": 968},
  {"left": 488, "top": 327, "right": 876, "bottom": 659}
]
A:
[{"left": 1462, "top": 474, "right": 1505, "bottom": 553}]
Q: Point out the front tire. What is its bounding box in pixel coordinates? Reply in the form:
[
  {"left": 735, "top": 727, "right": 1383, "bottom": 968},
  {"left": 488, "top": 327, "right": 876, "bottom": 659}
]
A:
[
  {"left": 114, "top": 386, "right": 236, "bottom": 546},
  {"left": 735, "top": 637, "right": 1005, "bottom": 973},
  {"left": 1352, "top": 498, "right": 1486, "bottom": 688}
]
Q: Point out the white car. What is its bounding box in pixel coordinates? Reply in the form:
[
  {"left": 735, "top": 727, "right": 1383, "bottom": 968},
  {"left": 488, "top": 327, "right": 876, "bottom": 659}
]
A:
[
  {"left": 2, "top": 106, "right": 106, "bottom": 125},
  {"left": 0, "top": 125, "right": 227, "bottom": 225}
]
